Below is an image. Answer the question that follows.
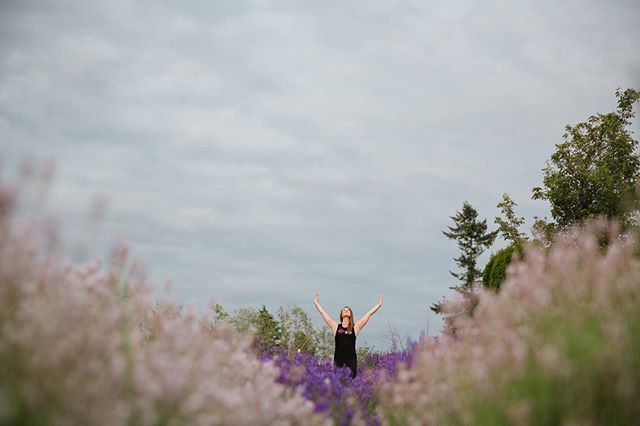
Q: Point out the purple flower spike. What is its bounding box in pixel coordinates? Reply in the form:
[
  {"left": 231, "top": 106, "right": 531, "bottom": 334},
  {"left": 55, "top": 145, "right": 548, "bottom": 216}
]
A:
[{"left": 259, "top": 345, "right": 415, "bottom": 425}]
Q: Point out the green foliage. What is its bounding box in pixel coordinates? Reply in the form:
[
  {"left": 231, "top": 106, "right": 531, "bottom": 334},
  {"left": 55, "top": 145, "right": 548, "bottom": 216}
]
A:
[
  {"left": 482, "top": 255, "right": 494, "bottom": 285},
  {"left": 357, "top": 344, "right": 375, "bottom": 362},
  {"left": 213, "top": 303, "right": 335, "bottom": 359},
  {"left": 220, "top": 305, "right": 281, "bottom": 350},
  {"left": 531, "top": 217, "right": 557, "bottom": 249},
  {"left": 257, "top": 305, "right": 281, "bottom": 348},
  {"left": 443, "top": 201, "right": 498, "bottom": 288},
  {"left": 229, "top": 307, "right": 261, "bottom": 334},
  {"left": 212, "top": 303, "right": 230, "bottom": 322},
  {"left": 482, "top": 243, "right": 523, "bottom": 291},
  {"left": 495, "top": 193, "right": 528, "bottom": 244},
  {"left": 532, "top": 88, "right": 640, "bottom": 230},
  {"left": 277, "top": 305, "right": 333, "bottom": 359},
  {"left": 279, "top": 305, "right": 316, "bottom": 355},
  {"left": 314, "top": 327, "right": 335, "bottom": 360}
]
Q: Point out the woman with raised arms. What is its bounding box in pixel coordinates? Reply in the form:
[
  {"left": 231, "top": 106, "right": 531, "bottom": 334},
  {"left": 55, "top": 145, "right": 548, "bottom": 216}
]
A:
[{"left": 313, "top": 291, "right": 383, "bottom": 378}]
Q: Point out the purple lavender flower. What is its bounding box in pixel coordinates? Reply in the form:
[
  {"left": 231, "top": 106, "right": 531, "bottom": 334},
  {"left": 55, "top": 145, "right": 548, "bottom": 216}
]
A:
[{"left": 260, "top": 345, "right": 415, "bottom": 426}]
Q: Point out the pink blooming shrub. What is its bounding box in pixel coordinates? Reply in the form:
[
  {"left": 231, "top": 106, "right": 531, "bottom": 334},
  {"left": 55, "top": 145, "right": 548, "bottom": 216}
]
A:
[
  {"left": 379, "top": 221, "right": 640, "bottom": 425},
  {"left": 0, "top": 177, "right": 329, "bottom": 425}
]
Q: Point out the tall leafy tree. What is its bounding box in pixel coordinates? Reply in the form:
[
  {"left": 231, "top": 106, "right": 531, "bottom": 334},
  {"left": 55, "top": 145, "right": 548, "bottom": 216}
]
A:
[
  {"left": 229, "top": 307, "right": 261, "bottom": 334},
  {"left": 480, "top": 195, "right": 527, "bottom": 291},
  {"left": 442, "top": 201, "right": 498, "bottom": 288},
  {"left": 277, "top": 305, "right": 332, "bottom": 358},
  {"left": 227, "top": 305, "right": 280, "bottom": 348},
  {"left": 532, "top": 88, "right": 640, "bottom": 229},
  {"left": 495, "top": 193, "right": 527, "bottom": 245},
  {"left": 215, "top": 303, "right": 334, "bottom": 357}
]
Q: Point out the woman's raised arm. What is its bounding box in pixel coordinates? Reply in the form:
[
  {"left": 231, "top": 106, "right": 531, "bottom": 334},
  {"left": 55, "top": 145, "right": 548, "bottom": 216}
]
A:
[
  {"left": 354, "top": 295, "right": 383, "bottom": 335},
  {"left": 314, "top": 291, "right": 338, "bottom": 334}
]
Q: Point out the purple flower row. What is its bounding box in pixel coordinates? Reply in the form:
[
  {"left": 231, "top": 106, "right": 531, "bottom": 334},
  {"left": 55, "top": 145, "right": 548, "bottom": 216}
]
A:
[{"left": 259, "top": 347, "right": 414, "bottom": 426}]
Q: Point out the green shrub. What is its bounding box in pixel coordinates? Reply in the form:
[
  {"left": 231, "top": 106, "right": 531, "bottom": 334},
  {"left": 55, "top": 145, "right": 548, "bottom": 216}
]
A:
[
  {"left": 482, "top": 255, "right": 495, "bottom": 285},
  {"left": 482, "top": 243, "right": 523, "bottom": 290}
]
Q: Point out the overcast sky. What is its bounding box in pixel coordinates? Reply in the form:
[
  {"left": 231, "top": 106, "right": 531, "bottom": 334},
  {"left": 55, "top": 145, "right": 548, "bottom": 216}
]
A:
[{"left": 1, "top": 0, "right": 639, "bottom": 350}]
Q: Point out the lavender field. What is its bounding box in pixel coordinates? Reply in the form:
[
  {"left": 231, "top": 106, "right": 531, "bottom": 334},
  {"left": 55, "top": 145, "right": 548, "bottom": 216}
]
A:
[
  {"left": 1, "top": 173, "right": 639, "bottom": 426},
  {"left": 2, "top": 0, "right": 640, "bottom": 423}
]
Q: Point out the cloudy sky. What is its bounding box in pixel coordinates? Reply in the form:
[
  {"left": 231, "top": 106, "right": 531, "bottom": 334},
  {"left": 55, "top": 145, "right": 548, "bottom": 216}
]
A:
[{"left": 1, "top": 0, "right": 639, "bottom": 349}]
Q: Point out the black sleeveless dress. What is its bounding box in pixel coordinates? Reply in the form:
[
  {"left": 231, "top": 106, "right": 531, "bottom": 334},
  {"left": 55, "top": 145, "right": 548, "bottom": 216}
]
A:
[{"left": 334, "top": 323, "right": 357, "bottom": 378}]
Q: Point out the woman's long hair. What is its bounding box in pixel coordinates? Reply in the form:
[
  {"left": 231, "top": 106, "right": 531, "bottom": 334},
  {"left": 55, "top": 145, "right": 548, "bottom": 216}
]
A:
[{"left": 339, "top": 306, "right": 355, "bottom": 334}]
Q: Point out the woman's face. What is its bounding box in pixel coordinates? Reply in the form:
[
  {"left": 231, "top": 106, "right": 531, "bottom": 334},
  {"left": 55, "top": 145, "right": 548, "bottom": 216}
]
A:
[{"left": 341, "top": 307, "right": 352, "bottom": 319}]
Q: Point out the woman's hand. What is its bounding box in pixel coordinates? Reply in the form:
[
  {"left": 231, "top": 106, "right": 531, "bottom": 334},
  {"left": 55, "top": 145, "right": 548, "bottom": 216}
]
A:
[
  {"left": 378, "top": 294, "right": 383, "bottom": 307},
  {"left": 314, "top": 291, "right": 319, "bottom": 304}
]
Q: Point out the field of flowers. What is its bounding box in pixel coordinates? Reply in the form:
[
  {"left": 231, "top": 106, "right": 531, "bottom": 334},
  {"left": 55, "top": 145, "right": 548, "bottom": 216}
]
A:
[
  {"left": 0, "top": 178, "right": 330, "bottom": 425},
  {"left": 261, "top": 348, "right": 413, "bottom": 426},
  {"left": 378, "top": 222, "right": 640, "bottom": 425},
  {"left": 1, "top": 173, "right": 639, "bottom": 425}
]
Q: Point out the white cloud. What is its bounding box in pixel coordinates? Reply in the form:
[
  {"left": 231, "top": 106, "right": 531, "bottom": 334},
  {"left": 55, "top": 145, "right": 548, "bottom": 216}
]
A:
[{"left": 1, "top": 0, "right": 639, "bottom": 348}]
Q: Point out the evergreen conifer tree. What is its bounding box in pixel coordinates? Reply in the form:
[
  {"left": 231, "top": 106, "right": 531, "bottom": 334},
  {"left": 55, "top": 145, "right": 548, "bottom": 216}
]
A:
[
  {"left": 431, "top": 202, "right": 497, "bottom": 314},
  {"left": 442, "top": 201, "right": 498, "bottom": 287}
]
